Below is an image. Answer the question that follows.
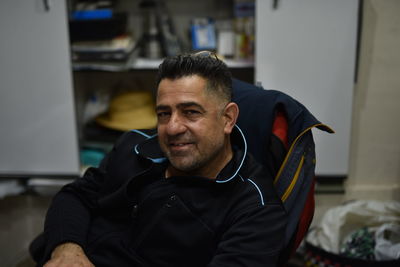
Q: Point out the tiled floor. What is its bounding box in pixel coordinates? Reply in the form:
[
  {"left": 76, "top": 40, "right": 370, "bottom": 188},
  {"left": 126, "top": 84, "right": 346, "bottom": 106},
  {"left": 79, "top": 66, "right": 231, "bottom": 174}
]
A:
[{"left": 0, "top": 194, "right": 52, "bottom": 267}]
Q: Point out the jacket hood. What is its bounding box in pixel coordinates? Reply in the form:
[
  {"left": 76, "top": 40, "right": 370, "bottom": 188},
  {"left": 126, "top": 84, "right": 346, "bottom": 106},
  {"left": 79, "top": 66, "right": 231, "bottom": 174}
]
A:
[{"left": 132, "top": 125, "right": 248, "bottom": 183}]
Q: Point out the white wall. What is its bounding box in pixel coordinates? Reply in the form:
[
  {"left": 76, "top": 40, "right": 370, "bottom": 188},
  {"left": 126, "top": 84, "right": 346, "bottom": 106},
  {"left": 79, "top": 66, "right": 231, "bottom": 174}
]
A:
[
  {"left": 314, "top": 0, "right": 400, "bottom": 225},
  {"left": 345, "top": 0, "right": 400, "bottom": 202}
]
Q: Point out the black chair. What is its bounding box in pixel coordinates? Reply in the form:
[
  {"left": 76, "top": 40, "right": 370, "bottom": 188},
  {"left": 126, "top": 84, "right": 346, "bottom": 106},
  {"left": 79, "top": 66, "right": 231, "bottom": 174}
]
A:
[
  {"left": 31, "top": 79, "right": 333, "bottom": 266},
  {"left": 232, "top": 78, "right": 333, "bottom": 265}
]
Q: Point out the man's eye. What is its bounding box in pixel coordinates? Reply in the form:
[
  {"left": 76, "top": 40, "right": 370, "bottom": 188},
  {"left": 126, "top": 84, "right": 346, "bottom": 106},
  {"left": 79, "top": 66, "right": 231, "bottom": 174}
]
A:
[
  {"left": 157, "top": 112, "right": 170, "bottom": 118},
  {"left": 184, "top": 110, "right": 200, "bottom": 115}
]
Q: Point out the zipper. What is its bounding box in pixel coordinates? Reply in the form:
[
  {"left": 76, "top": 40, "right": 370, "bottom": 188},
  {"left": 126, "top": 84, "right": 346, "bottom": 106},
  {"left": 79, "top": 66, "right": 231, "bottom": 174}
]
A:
[
  {"left": 281, "top": 155, "right": 304, "bottom": 202},
  {"left": 274, "top": 123, "right": 332, "bottom": 185}
]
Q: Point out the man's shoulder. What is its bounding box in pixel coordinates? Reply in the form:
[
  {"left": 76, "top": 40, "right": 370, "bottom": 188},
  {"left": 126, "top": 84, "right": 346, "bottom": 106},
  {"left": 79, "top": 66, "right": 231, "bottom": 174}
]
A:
[
  {"left": 113, "top": 129, "right": 157, "bottom": 149},
  {"left": 237, "top": 153, "right": 282, "bottom": 207},
  {"left": 104, "top": 129, "right": 158, "bottom": 172}
]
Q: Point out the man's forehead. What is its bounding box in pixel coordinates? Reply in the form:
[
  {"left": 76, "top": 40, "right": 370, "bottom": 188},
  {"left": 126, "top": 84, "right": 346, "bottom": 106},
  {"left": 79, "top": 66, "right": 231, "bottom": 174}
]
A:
[
  {"left": 157, "top": 76, "right": 208, "bottom": 99},
  {"left": 158, "top": 76, "right": 206, "bottom": 89}
]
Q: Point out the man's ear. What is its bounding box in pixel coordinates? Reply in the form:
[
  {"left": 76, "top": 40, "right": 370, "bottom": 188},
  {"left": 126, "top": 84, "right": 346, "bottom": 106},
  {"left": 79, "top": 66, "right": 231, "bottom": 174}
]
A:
[{"left": 223, "top": 102, "right": 239, "bottom": 134}]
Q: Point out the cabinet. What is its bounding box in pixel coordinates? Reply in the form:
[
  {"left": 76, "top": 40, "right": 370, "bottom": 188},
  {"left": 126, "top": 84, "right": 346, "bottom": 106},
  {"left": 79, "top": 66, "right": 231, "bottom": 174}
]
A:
[
  {"left": 1, "top": 0, "right": 357, "bottom": 178},
  {"left": 74, "top": 64, "right": 255, "bottom": 149},
  {"left": 0, "top": 0, "right": 80, "bottom": 177},
  {"left": 255, "top": 0, "right": 359, "bottom": 176},
  {"left": 72, "top": 0, "right": 256, "bottom": 150},
  {"left": 0, "top": 0, "right": 254, "bottom": 178}
]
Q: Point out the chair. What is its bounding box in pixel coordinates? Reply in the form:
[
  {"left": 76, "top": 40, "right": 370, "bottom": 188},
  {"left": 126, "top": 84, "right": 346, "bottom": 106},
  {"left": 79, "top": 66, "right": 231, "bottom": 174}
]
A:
[
  {"left": 31, "top": 79, "right": 333, "bottom": 266},
  {"left": 232, "top": 79, "right": 333, "bottom": 265}
]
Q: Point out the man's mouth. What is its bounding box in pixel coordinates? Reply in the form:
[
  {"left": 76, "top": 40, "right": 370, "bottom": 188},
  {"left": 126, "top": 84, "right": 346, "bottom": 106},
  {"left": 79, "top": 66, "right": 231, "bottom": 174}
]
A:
[
  {"left": 170, "top": 142, "right": 193, "bottom": 147},
  {"left": 169, "top": 142, "right": 194, "bottom": 150}
]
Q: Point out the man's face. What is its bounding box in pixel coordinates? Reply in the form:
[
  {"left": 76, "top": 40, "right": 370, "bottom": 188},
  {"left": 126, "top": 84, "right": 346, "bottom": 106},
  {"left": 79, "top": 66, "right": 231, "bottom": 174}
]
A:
[{"left": 156, "top": 75, "right": 232, "bottom": 177}]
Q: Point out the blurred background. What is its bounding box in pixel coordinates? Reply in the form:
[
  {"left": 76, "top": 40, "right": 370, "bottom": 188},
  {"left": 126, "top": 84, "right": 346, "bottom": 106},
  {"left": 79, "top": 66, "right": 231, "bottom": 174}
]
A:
[{"left": 0, "top": 0, "right": 399, "bottom": 266}]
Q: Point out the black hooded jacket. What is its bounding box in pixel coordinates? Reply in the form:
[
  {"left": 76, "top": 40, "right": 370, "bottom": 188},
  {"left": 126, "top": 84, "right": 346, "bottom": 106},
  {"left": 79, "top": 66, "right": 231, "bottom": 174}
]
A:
[{"left": 39, "top": 125, "right": 287, "bottom": 267}]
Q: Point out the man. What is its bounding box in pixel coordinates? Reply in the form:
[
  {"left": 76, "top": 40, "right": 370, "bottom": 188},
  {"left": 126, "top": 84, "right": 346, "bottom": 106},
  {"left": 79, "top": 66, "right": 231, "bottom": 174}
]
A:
[{"left": 38, "top": 52, "right": 287, "bottom": 267}]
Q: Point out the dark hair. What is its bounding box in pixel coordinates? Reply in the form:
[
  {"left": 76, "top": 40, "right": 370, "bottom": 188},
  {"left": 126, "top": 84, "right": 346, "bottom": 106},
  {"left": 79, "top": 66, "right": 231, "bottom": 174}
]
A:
[{"left": 156, "top": 52, "right": 233, "bottom": 102}]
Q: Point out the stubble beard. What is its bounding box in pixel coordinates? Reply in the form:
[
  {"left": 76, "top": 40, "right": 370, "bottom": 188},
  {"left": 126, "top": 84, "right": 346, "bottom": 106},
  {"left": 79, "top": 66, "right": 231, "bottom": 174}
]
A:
[{"left": 164, "top": 138, "right": 226, "bottom": 175}]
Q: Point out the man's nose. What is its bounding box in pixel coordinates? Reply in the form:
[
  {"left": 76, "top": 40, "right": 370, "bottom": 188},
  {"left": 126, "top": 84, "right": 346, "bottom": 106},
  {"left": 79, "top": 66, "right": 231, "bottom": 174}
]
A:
[{"left": 166, "top": 114, "right": 186, "bottom": 136}]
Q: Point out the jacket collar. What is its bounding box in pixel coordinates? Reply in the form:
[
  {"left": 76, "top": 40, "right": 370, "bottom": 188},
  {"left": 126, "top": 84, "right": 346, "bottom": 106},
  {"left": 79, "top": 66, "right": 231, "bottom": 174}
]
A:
[{"left": 133, "top": 125, "right": 248, "bottom": 183}]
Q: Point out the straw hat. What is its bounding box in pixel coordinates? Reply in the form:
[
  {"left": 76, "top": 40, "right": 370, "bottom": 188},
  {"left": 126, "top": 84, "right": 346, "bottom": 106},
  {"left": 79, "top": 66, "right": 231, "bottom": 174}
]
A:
[{"left": 96, "top": 91, "right": 157, "bottom": 131}]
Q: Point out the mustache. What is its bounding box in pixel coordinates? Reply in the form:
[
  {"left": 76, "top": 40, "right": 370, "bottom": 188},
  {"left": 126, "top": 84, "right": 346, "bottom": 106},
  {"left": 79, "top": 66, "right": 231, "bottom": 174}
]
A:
[{"left": 165, "top": 134, "right": 195, "bottom": 144}]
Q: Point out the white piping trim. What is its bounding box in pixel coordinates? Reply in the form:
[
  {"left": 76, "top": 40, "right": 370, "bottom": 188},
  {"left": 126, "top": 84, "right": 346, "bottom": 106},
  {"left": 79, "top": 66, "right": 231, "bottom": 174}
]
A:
[
  {"left": 134, "top": 144, "right": 139, "bottom": 155},
  {"left": 248, "top": 178, "right": 265, "bottom": 206},
  {"left": 149, "top": 157, "right": 167, "bottom": 163},
  {"left": 133, "top": 144, "right": 167, "bottom": 163},
  {"left": 130, "top": 129, "right": 157, "bottom": 139},
  {"left": 132, "top": 131, "right": 165, "bottom": 163},
  {"left": 216, "top": 125, "right": 248, "bottom": 183},
  {"left": 132, "top": 130, "right": 157, "bottom": 155}
]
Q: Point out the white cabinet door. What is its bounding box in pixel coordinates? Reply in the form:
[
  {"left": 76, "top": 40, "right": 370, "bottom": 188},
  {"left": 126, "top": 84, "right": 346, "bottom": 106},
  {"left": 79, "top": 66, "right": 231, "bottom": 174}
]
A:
[
  {"left": 255, "top": 0, "right": 358, "bottom": 176},
  {"left": 0, "top": 0, "right": 80, "bottom": 176}
]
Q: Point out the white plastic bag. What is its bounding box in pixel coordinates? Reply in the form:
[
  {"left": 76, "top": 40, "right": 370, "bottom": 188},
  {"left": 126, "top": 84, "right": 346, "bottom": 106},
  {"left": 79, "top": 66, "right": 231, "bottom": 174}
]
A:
[
  {"left": 306, "top": 200, "right": 400, "bottom": 255},
  {"left": 374, "top": 223, "right": 400, "bottom": 260}
]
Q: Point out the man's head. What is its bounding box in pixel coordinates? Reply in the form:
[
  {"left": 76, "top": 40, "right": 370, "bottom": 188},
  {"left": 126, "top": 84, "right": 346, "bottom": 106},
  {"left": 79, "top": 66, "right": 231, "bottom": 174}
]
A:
[
  {"left": 156, "top": 51, "right": 233, "bottom": 104},
  {"left": 156, "top": 52, "right": 239, "bottom": 178}
]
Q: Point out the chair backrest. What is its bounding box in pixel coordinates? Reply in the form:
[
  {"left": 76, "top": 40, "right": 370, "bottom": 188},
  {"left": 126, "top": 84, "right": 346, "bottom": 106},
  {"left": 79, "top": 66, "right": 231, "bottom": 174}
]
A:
[{"left": 232, "top": 79, "right": 333, "bottom": 265}]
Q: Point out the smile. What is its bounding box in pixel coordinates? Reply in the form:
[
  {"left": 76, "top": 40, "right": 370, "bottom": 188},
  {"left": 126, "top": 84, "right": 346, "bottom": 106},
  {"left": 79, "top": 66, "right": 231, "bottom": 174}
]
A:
[
  {"left": 170, "top": 142, "right": 193, "bottom": 146},
  {"left": 169, "top": 142, "right": 194, "bottom": 151}
]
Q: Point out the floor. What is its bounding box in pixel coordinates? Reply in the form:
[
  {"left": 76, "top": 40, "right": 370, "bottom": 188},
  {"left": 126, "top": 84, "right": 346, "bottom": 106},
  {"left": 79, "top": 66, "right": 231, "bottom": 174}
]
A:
[
  {"left": 0, "top": 187, "right": 307, "bottom": 267},
  {"left": 0, "top": 194, "right": 51, "bottom": 267}
]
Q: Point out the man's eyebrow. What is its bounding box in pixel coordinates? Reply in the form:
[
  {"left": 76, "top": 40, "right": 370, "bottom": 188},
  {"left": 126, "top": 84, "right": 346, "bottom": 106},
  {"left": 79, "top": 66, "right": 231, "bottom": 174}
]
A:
[
  {"left": 177, "top": 102, "right": 206, "bottom": 112},
  {"left": 156, "top": 102, "right": 206, "bottom": 113},
  {"left": 155, "top": 105, "right": 169, "bottom": 112}
]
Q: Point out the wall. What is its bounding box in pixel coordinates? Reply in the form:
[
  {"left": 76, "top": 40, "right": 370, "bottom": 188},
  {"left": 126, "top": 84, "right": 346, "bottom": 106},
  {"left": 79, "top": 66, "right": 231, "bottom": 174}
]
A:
[
  {"left": 314, "top": 0, "right": 400, "bottom": 224},
  {"left": 345, "top": 0, "right": 400, "bottom": 202}
]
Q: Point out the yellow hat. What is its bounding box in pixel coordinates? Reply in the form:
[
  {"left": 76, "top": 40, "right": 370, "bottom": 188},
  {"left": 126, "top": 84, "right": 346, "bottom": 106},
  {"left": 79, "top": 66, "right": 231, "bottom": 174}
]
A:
[{"left": 96, "top": 91, "right": 157, "bottom": 131}]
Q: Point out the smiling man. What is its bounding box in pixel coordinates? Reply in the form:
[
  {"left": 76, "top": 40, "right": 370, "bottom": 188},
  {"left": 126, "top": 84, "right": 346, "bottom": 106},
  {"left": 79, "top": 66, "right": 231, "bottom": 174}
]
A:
[
  {"left": 35, "top": 53, "right": 287, "bottom": 267},
  {"left": 156, "top": 75, "right": 237, "bottom": 178}
]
